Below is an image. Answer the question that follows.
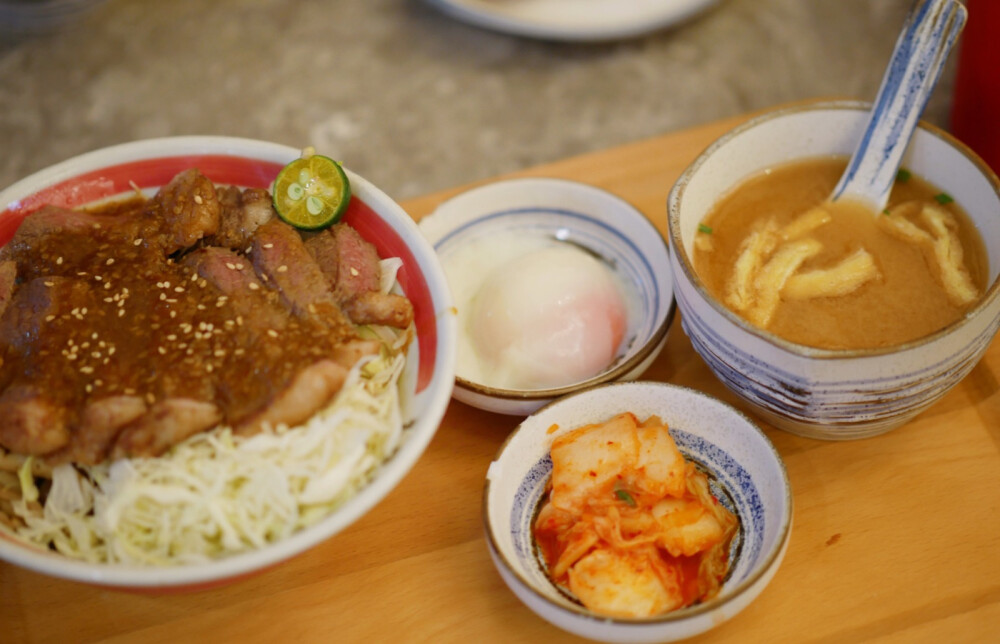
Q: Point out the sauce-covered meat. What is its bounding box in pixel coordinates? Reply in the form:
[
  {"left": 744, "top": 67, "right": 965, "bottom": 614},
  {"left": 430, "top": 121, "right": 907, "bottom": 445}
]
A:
[{"left": 0, "top": 169, "right": 409, "bottom": 466}]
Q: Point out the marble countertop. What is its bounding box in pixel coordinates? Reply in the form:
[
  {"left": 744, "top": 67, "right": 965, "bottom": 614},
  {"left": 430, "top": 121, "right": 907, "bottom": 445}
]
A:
[{"left": 0, "top": 0, "right": 958, "bottom": 202}]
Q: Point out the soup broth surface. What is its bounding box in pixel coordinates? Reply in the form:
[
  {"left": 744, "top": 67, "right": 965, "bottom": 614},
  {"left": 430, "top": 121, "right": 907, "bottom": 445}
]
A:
[{"left": 693, "top": 157, "right": 988, "bottom": 350}]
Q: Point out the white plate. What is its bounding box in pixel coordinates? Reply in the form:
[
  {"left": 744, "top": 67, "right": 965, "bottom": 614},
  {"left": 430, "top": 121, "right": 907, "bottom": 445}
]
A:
[{"left": 424, "top": 0, "right": 719, "bottom": 42}]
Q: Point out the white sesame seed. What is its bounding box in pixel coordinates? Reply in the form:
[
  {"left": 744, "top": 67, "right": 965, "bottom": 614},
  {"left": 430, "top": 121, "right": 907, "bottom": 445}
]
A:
[
  {"left": 194, "top": 194, "right": 203, "bottom": 205},
  {"left": 45, "top": 315, "right": 56, "bottom": 322},
  {"left": 267, "top": 330, "right": 278, "bottom": 338},
  {"left": 248, "top": 282, "right": 260, "bottom": 290},
  {"left": 56, "top": 257, "right": 63, "bottom": 265},
  {"left": 235, "top": 263, "right": 244, "bottom": 270},
  {"left": 80, "top": 366, "right": 94, "bottom": 374},
  {"left": 157, "top": 347, "right": 166, "bottom": 355},
  {"left": 134, "top": 238, "right": 143, "bottom": 246},
  {"left": 174, "top": 286, "right": 184, "bottom": 293},
  {"left": 225, "top": 263, "right": 236, "bottom": 270},
  {"left": 263, "top": 243, "right": 274, "bottom": 249},
  {"left": 277, "top": 265, "right": 288, "bottom": 273},
  {"left": 43, "top": 281, "right": 54, "bottom": 287},
  {"left": 350, "top": 267, "right": 359, "bottom": 276},
  {"left": 206, "top": 364, "right": 214, "bottom": 373},
  {"left": 118, "top": 309, "right": 125, "bottom": 317},
  {"left": 106, "top": 258, "right": 114, "bottom": 265}
]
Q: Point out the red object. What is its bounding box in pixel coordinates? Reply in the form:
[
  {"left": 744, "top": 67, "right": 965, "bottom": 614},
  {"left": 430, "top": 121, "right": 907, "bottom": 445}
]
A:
[{"left": 950, "top": 0, "right": 1000, "bottom": 174}]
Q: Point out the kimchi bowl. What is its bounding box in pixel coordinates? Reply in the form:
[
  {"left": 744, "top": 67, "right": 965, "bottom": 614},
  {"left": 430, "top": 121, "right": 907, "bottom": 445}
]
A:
[
  {"left": 483, "top": 381, "right": 792, "bottom": 643},
  {"left": 0, "top": 136, "right": 457, "bottom": 590}
]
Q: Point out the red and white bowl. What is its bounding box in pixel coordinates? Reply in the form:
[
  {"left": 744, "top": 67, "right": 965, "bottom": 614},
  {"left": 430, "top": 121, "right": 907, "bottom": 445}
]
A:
[{"left": 0, "top": 136, "right": 457, "bottom": 590}]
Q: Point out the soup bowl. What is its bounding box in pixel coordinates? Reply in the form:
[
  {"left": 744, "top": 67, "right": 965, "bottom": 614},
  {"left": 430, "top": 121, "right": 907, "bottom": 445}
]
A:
[{"left": 667, "top": 100, "right": 1000, "bottom": 440}]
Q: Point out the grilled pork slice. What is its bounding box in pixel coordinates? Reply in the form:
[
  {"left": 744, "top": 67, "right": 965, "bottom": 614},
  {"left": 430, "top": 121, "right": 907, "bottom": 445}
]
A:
[
  {"left": 234, "top": 359, "right": 348, "bottom": 436},
  {"left": 47, "top": 396, "right": 148, "bottom": 466},
  {"left": 342, "top": 291, "right": 414, "bottom": 329},
  {"left": 307, "top": 225, "right": 414, "bottom": 329},
  {"left": 111, "top": 398, "right": 223, "bottom": 460},
  {"left": 213, "top": 186, "right": 275, "bottom": 250},
  {"left": 0, "top": 385, "right": 70, "bottom": 456},
  {"left": 146, "top": 168, "right": 221, "bottom": 254}
]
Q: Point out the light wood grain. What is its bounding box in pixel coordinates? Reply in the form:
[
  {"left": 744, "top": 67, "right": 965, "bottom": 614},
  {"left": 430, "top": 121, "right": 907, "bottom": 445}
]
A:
[{"left": 3, "top": 108, "right": 998, "bottom": 644}]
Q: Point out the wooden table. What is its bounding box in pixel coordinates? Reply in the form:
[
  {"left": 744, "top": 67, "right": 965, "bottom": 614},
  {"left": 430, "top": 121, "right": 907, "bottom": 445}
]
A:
[{"left": 3, "top": 110, "right": 999, "bottom": 643}]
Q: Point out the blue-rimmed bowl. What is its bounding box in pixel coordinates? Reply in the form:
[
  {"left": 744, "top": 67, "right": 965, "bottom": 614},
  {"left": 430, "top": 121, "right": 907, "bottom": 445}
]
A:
[
  {"left": 667, "top": 101, "right": 1000, "bottom": 440},
  {"left": 419, "top": 177, "right": 675, "bottom": 416},
  {"left": 483, "top": 381, "right": 792, "bottom": 643}
]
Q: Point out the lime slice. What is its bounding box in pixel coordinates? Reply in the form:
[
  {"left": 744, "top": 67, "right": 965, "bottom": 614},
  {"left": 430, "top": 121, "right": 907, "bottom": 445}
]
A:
[{"left": 272, "top": 154, "right": 351, "bottom": 230}]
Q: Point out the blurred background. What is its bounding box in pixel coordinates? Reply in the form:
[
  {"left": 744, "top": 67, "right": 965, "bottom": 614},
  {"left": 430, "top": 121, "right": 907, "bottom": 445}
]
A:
[{"left": 0, "top": 0, "right": 965, "bottom": 202}]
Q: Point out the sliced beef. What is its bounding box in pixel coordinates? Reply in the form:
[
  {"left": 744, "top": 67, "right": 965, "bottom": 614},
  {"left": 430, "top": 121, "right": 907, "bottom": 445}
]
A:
[
  {"left": 306, "top": 224, "right": 413, "bottom": 329},
  {"left": 234, "top": 360, "right": 348, "bottom": 436},
  {"left": 0, "top": 277, "right": 86, "bottom": 352},
  {"left": 0, "top": 385, "right": 70, "bottom": 456},
  {"left": 212, "top": 186, "right": 275, "bottom": 250},
  {"left": 0, "top": 205, "right": 145, "bottom": 277},
  {"left": 307, "top": 224, "right": 379, "bottom": 302},
  {"left": 111, "top": 398, "right": 222, "bottom": 459},
  {"left": 182, "top": 246, "right": 290, "bottom": 332},
  {"left": 147, "top": 168, "right": 220, "bottom": 254},
  {"left": 0, "top": 261, "right": 16, "bottom": 320},
  {"left": 46, "top": 395, "right": 148, "bottom": 466},
  {"left": 249, "top": 219, "right": 354, "bottom": 337}
]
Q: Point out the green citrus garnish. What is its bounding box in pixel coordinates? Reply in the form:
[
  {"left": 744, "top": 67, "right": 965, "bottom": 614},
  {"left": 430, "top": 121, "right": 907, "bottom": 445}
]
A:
[{"left": 272, "top": 153, "right": 351, "bottom": 230}]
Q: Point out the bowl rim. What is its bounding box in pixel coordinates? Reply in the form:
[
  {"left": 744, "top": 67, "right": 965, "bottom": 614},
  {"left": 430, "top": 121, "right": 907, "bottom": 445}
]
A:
[
  {"left": 667, "top": 99, "right": 1000, "bottom": 360},
  {"left": 481, "top": 380, "right": 793, "bottom": 627},
  {"left": 425, "top": 176, "right": 676, "bottom": 401},
  {"left": 0, "top": 135, "right": 457, "bottom": 588}
]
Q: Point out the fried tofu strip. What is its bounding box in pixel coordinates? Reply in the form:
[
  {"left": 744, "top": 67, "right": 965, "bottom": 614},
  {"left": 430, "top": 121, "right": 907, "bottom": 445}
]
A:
[
  {"left": 878, "top": 201, "right": 978, "bottom": 306},
  {"left": 781, "top": 206, "right": 832, "bottom": 241},
  {"left": 725, "top": 219, "right": 779, "bottom": 312},
  {"left": 921, "top": 204, "right": 979, "bottom": 306},
  {"left": 746, "top": 238, "right": 822, "bottom": 327},
  {"left": 783, "top": 248, "right": 880, "bottom": 300}
]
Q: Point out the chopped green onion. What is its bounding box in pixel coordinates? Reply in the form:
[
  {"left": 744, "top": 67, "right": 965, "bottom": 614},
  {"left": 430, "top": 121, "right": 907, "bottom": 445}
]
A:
[
  {"left": 615, "top": 488, "right": 637, "bottom": 507},
  {"left": 934, "top": 192, "right": 954, "bottom": 205},
  {"left": 896, "top": 168, "right": 912, "bottom": 183},
  {"left": 698, "top": 223, "right": 714, "bottom": 235},
  {"left": 883, "top": 209, "right": 890, "bottom": 215}
]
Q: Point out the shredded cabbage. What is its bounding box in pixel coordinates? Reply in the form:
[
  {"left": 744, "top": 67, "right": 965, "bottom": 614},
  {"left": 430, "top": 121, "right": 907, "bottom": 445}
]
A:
[{"left": 3, "top": 257, "right": 412, "bottom": 566}]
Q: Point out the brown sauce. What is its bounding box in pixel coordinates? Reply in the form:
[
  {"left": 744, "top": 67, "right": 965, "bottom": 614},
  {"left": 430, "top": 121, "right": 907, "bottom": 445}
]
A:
[
  {"left": 0, "top": 197, "right": 348, "bottom": 431},
  {"left": 693, "top": 157, "right": 989, "bottom": 350}
]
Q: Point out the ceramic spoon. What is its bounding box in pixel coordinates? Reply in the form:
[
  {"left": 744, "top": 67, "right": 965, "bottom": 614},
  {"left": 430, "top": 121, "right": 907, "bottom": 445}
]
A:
[{"left": 831, "top": 0, "right": 967, "bottom": 211}]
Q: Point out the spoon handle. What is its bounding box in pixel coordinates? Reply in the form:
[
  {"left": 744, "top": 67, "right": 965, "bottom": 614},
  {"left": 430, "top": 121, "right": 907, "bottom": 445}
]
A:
[{"left": 832, "top": 0, "right": 967, "bottom": 210}]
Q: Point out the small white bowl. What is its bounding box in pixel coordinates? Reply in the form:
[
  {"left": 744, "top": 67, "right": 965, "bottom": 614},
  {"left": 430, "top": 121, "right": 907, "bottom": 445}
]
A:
[
  {"left": 420, "top": 177, "right": 675, "bottom": 416},
  {"left": 0, "top": 136, "right": 457, "bottom": 590},
  {"left": 483, "top": 381, "right": 792, "bottom": 643},
  {"left": 668, "top": 100, "right": 1000, "bottom": 439}
]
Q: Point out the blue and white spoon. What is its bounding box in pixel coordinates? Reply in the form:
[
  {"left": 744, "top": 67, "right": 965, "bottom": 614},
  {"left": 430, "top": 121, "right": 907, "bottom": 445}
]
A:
[{"left": 831, "top": 0, "right": 967, "bottom": 211}]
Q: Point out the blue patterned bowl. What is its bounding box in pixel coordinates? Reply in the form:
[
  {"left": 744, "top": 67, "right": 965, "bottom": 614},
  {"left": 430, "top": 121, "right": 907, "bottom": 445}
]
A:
[
  {"left": 483, "top": 381, "right": 791, "bottom": 643},
  {"left": 420, "top": 177, "right": 674, "bottom": 416},
  {"left": 668, "top": 101, "right": 1000, "bottom": 440}
]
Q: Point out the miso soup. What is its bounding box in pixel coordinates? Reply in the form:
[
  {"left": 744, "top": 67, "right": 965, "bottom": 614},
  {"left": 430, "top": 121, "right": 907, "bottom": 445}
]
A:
[{"left": 693, "top": 157, "right": 988, "bottom": 350}]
